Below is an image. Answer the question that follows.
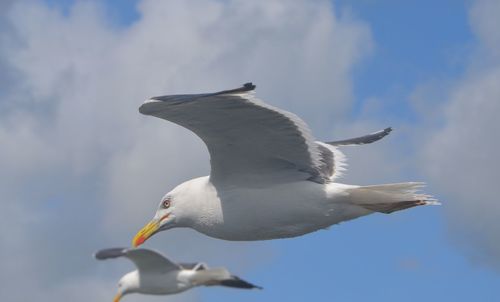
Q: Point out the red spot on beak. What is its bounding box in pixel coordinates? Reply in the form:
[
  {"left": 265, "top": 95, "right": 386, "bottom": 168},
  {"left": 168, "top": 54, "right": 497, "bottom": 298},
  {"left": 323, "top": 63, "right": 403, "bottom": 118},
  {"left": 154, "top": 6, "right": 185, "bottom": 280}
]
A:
[{"left": 134, "top": 235, "right": 146, "bottom": 247}]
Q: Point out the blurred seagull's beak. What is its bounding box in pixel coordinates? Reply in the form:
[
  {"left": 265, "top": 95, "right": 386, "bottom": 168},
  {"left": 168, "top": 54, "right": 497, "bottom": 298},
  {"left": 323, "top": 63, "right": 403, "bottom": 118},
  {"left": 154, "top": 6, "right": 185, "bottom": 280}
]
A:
[
  {"left": 113, "top": 293, "right": 122, "bottom": 302},
  {"left": 132, "top": 219, "right": 160, "bottom": 247}
]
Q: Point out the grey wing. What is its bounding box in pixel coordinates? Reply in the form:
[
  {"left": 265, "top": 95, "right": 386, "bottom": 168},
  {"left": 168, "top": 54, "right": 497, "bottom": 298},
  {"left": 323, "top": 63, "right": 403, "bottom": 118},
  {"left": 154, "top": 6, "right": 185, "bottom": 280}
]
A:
[
  {"left": 139, "top": 83, "right": 329, "bottom": 184},
  {"left": 326, "top": 127, "right": 392, "bottom": 146},
  {"left": 179, "top": 262, "right": 208, "bottom": 271},
  {"left": 95, "top": 248, "right": 180, "bottom": 273},
  {"left": 314, "top": 127, "right": 392, "bottom": 180}
]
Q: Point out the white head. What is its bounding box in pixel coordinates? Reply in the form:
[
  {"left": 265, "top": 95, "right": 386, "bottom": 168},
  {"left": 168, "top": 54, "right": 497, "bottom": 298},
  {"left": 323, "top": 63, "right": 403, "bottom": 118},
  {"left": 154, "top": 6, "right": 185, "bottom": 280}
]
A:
[
  {"left": 132, "top": 179, "right": 202, "bottom": 247},
  {"left": 113, "top": 271, "right": 139, "bottom": 302}
]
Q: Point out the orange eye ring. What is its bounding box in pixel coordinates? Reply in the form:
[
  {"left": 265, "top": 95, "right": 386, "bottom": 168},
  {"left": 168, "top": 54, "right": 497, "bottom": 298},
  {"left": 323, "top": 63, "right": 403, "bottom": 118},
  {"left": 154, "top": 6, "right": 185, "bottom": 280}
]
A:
[{"left": 162, "top": 199, "right": 171, "bottom": 209}]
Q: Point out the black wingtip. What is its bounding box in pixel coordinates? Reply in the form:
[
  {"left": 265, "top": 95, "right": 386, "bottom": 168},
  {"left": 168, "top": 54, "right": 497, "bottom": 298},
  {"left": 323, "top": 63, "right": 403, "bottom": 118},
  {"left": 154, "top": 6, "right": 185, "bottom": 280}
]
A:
[
  {"left": 370, "top": 126, "right": 392, "bottom": 142},
  {"left": 213, "top": 82, "right": 256, "bottom": 96},
  {"left": 378, "top": 127, "right": 393, "bottom": 139},
  {"left": 325, "top": 126, "right": 393, "bottom": 146},
  {"left": 243, "top": 82, "right": 256, "bottom": 90},
  {"left": 94, "top": 248, "right": 127, "bottom": 260},
  {"left": 219, "top": 276, "right": 262, "bottom": 290}
]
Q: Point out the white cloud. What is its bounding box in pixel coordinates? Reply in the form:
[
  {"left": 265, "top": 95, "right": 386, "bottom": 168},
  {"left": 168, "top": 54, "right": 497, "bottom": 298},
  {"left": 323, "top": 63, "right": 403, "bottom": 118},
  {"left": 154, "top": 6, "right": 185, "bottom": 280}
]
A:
[
  {"left": 469, "top": 0, "right": 500, "bottom": 62},
  {"left": 421, "top": 0, "right": 500, "bottom": 270},
  {"left": 0, "top": 0, "right": 372, "bottom": 300}
]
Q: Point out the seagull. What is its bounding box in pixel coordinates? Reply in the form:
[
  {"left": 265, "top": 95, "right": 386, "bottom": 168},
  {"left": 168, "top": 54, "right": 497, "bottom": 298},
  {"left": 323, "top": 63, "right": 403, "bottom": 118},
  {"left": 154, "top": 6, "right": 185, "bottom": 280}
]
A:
[
  {"left": 133, "top": 83, "right": 438, "bottom": 246},
  {"left": 95, "top": 247, "right": 261, "bottom": 301}
]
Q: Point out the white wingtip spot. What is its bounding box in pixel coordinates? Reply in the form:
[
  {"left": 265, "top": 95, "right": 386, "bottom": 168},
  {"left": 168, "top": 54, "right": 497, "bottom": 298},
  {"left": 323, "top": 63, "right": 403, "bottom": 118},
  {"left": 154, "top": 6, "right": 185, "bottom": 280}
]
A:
[
  {"left": 139, "top": 98, "right": 163, "bottom": 115},
  {"left": 424, "top": 199, "right": 441, "bottom": 206}
]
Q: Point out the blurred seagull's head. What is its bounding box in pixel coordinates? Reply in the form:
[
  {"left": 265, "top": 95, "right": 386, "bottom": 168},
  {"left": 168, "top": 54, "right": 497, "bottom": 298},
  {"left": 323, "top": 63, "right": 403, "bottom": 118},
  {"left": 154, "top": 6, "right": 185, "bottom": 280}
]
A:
[{"left": 113, "top": 272, "right": 139, "bottom": 302}]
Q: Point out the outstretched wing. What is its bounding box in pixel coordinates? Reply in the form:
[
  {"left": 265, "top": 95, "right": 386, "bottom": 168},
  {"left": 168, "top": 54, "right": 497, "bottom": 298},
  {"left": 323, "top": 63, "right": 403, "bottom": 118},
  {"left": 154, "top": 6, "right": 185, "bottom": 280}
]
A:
[
  {"left": 326, "top": 127, "right": 392, "bottom": 146},
  {"left": 94, "top": 247, "right": 180, "bottom": 273},
  {"left": 139, "top": 83, "right": 330, "bottom": 184},
  {"left": 316, "top": 127, "right": 392, "bottom": 180},
  {"left": 140, "top": 83, "right": 392, "bottom": 184}
]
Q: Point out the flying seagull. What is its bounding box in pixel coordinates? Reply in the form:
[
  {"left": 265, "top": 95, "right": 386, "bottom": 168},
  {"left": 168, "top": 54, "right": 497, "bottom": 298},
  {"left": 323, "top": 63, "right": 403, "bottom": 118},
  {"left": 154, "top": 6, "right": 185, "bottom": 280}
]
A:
[
  {"left": 133, "top": 83, "right": 438, "bottom": 246},
  {"left": 95, "top": 247, "right": 261, "bottom": 301}
]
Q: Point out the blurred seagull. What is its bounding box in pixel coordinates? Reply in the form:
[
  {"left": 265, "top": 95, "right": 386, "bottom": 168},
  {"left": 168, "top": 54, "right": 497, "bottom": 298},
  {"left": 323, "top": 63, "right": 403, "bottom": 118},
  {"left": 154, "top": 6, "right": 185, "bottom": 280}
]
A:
[
  {"left": 133, "top": 83, "right": 438, "bottom": 246},
  {"left": 95, "top": 247, "right": 261, "bottom": 301}
]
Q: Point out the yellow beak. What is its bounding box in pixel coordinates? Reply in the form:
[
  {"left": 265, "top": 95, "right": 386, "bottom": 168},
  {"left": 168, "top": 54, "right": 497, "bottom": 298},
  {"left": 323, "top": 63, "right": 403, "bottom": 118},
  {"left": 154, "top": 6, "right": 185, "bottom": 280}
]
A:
[
  {"left": 113, "top": 293, "right": 122, "bottom": 302},
  {"left": 132, "top": 220, "right": 160, "bottom": 247}
]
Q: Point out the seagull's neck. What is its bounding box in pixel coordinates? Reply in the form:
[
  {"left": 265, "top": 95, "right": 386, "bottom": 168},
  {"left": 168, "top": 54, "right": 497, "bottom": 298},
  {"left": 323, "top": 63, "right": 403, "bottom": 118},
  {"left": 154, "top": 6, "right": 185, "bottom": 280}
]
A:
[{"left": 175, "top": 176, "right": 223, "bottom": 228}]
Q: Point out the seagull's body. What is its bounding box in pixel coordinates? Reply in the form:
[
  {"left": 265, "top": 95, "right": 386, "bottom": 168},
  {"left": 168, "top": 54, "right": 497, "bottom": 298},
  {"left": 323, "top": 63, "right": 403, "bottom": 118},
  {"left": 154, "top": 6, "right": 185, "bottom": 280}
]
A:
[
  {"left": 168, "top": 176, "right": 361, "bottom": 240},
  {"left": 95, "top": 247, "right": 260, "bottom": 301},
  {"left": 133, "top": 83, "right": 437, "bottom": 246}
]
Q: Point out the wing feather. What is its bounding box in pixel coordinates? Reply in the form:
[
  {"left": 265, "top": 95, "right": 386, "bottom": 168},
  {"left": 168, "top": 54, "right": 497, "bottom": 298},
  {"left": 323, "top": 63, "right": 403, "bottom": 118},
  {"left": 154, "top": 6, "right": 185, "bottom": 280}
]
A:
[
  {"left": 95, "top": 248, "right": 180, "bottom": 273},
  {"left": 139, "top": 83, "right": 331, "bottom": 184},
  {"left": 326, "top": 127, "right": 392, "bottom": 146}
]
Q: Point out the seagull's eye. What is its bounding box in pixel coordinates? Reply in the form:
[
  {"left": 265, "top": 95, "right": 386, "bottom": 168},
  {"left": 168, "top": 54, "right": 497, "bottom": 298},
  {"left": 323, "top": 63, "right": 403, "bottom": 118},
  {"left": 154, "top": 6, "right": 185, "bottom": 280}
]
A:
[{"left": 162, "top": 199, "right": 171, "bottom": 209}]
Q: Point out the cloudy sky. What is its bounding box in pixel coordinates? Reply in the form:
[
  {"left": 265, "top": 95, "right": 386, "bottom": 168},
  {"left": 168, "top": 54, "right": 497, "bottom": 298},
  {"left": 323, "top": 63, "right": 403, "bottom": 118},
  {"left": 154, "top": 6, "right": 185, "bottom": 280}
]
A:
[{"left": 1, "top": 0, "right": 499, "bottom": 301}]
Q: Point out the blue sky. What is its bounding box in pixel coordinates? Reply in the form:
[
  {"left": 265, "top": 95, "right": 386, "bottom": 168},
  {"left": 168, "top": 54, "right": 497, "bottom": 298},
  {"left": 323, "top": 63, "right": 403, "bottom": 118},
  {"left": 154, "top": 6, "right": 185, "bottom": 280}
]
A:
[
  {"left": 1, "top": 1, "right": 499, "bottom": 302},
  {"left": 344, "top": 1, "right": 474, "bottom": 119}
]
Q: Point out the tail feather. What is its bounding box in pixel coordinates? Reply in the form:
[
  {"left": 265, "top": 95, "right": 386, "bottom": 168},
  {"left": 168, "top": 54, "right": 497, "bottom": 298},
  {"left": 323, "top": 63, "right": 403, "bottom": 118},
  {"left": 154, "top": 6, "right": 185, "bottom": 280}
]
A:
[{"left": 348, "top": 182, "right": 439, "bottom": 214}]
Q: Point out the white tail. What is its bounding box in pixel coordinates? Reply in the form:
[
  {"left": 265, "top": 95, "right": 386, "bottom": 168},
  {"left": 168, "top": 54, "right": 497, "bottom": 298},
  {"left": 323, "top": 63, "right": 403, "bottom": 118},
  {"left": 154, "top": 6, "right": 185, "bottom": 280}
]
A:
[{"left": 348, "top": 182, "right": 439, "bottom": 214}]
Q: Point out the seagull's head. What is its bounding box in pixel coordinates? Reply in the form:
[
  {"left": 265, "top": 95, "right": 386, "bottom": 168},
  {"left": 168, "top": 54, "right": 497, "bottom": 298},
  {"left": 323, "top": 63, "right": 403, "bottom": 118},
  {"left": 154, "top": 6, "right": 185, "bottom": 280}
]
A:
[
  {"left": 132, "top": 177, "right": 211, "bottom": 247},
  {"left": 113, "top": 272, "right": 139, "bottom": 302},
  {"left": 132, "top": 193, "right": 178, "bottom": 247},
  {"left": 132, "top": 180, "right": 199, "bottom": 247}
]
